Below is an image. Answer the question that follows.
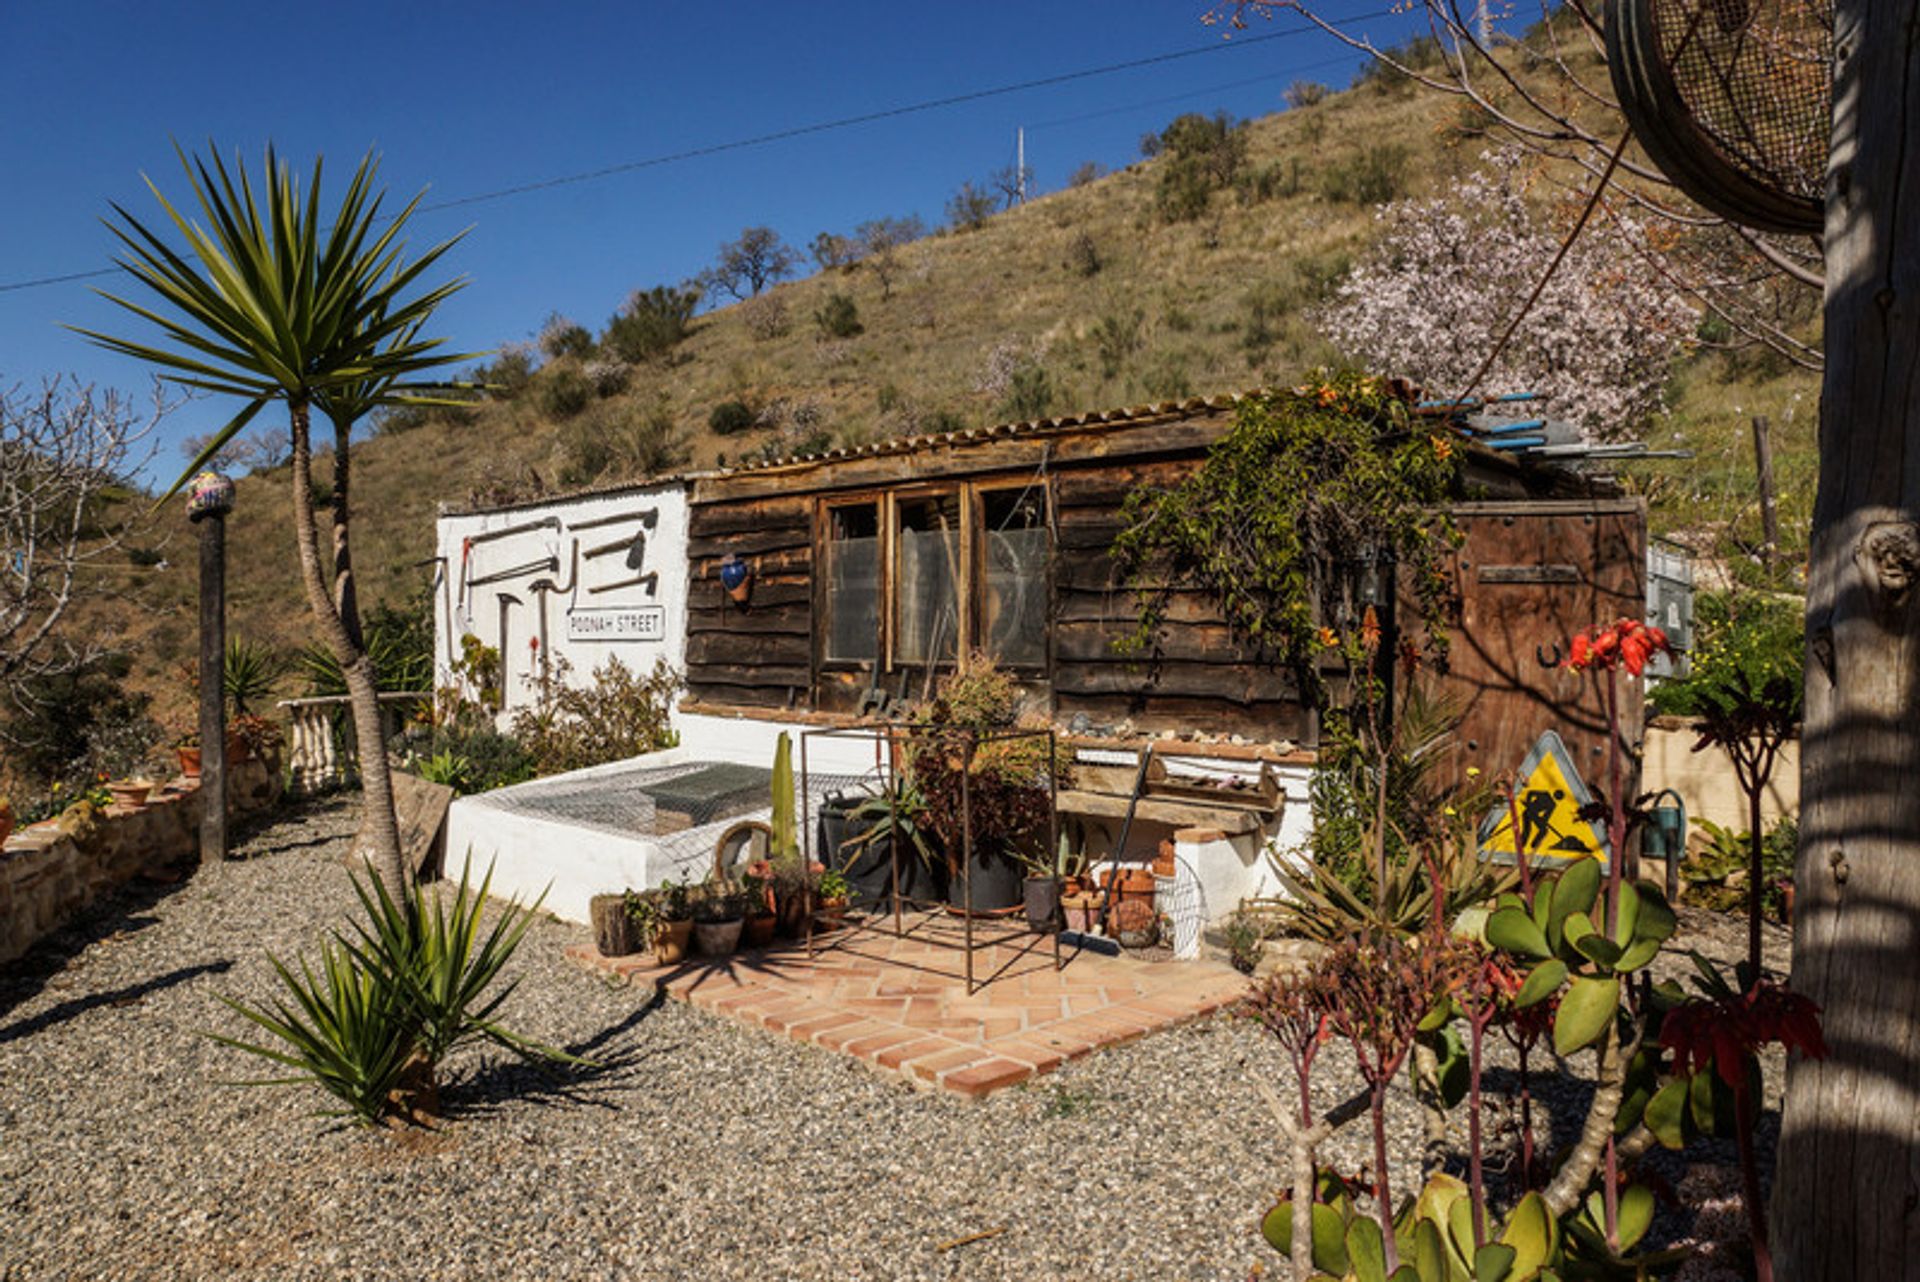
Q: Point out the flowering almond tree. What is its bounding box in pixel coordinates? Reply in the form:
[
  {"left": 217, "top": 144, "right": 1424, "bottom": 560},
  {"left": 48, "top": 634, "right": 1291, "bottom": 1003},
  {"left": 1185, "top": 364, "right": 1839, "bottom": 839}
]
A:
[{"left": 1317, "top": 150, "right": 1694, "bottom": 441}]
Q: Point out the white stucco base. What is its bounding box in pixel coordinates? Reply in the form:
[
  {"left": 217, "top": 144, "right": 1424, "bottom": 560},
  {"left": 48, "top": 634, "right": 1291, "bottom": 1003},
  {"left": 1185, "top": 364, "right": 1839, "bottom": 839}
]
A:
[{"left": 444, "top": 712, "right": 891, "bottom": 924}]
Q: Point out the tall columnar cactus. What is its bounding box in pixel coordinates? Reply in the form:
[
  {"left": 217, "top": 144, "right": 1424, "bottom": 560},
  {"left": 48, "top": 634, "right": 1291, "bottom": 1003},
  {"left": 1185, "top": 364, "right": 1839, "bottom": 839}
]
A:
[{"left": 770, "top": 732, "right": 797, "bottom": 866}]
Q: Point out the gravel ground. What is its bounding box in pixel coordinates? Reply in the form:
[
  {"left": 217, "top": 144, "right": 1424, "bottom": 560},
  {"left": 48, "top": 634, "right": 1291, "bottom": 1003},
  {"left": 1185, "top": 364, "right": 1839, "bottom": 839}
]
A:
[{"left": 0, "top": 798, "right": 1789, "bottom": 1281}]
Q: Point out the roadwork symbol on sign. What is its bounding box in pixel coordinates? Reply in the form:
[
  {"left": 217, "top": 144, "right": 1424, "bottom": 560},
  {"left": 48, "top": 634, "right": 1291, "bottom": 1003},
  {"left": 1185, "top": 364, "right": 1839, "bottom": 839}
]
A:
[{"left": 1477, "top": 730, "right": 1610, "bottom": 866}]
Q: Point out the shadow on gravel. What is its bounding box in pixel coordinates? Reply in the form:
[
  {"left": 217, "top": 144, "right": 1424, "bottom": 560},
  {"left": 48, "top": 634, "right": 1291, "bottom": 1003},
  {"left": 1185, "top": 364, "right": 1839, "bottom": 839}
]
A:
[
  {"left": 0, "top": 959, "right": 234, "bottom": 1045},
  {"left": 0, "top": 873, "right": 208, "bottom": 1023},
  {"left": 442, "top": 989, "right": 672, "bottom": 1120}
]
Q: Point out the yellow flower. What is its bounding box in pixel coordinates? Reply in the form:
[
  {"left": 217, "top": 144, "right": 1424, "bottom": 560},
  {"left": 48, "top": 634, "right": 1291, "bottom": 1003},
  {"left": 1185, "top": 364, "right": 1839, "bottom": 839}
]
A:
[
  {"left": 1317, "top": 627, "right": 1341, "bottom": 648},
  {"left": 1466, "top": 766, "right": 1481, "bottom": 778}
]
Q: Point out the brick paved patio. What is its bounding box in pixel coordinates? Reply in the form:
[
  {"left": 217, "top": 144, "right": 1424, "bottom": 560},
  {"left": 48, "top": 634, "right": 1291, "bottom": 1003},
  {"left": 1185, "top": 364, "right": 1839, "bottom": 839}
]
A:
[{"left": 566, "top": 913, "right": 1250, "bottom": 1098}]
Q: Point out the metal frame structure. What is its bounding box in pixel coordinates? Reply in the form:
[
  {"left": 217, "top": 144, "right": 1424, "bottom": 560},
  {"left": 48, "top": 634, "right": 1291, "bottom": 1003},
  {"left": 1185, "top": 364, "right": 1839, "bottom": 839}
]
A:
[{"left": 798, "top": 724, "right": 1062, "bottom": 995}]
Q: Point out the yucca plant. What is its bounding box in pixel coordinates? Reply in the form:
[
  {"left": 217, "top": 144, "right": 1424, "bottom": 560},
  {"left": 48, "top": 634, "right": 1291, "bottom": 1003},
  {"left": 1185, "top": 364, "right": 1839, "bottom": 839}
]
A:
[
  {"left": 342, "top": 856, "right": 573, "bottom": 1070},
  {"left": 74, "top": 143, "right": 477, "bottom": 901},
  {"left": 212, "top": 939, "right": 418, "bottom": 1126},
  {"left": 223, "top": 635, "right": 287, "bottom": 717}
]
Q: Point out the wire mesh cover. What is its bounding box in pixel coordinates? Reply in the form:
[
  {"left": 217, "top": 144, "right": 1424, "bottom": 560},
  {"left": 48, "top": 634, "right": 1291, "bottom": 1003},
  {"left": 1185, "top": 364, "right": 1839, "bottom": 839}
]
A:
[
  {"left": 1652, "top": 0, "right": 1829, "bottom": 202},
  {"left": 490, "top": 761, "right": 865, "bottom": 841}
]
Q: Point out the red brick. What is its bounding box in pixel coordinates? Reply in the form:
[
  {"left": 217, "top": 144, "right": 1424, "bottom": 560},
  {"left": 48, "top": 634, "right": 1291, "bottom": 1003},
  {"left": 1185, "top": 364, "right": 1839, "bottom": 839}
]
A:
[
  {"left": 786, "top": 1011, "right": 865, "bottom": 1044},
  {"left": 942, "top": 1057, "right": 1035, "bottom": 1097},
  {"left": 845, "top": 1027, "right": 921, "bottom": 1060},
  {"left": 909, "top": 1046, "right": 989, "bottom": 1084},
  {"left": 873, "top": 1036, "right": 955, "bottom": 1071}
]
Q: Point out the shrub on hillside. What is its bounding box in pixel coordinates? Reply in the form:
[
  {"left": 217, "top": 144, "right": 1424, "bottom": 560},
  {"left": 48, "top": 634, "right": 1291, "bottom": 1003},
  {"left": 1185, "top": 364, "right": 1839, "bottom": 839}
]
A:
[
  {"left": 946, "top": 181, "right": 997, "bottom": 232},
  {"left": 538, "top": 313, "right": 595, "bottom": 361},
  {"left": 582, "top": 360, "right": 631, "bottom": 398},
  {"left": 740, "top": 293, "right": 789, "bottom": 341},
  {"left": 708, "top": 400, "right": 758, "bottom": 435},
  {"left": 556, "top": 397, "right": 687, "bottom": 487},
  {"left": 1144, "top": 111, "right": 1247, "bottom": 222},
  {"left": 811, "top": 231, "right": 861, "bottom": 272},
  {"left": 1066, "top": 231, "right": 1102, "bottom": 278},
  {"left": 475, "top": 347, "right": 536, "bottom": 401},
  {"left": 814, "top": 293, "right": 863, "bottom": 338},
  {"left": 1320, "top": 143, "right": 1410, "bottom": 205},
  {"left": 602, "top": 285, "right": 700, "bottom": 363},
  {"left": 1092, "top": 308, "right": 1144, "bottom": 379},
  {"left": 1067, "top": 160, "right": 1106, "bottom": 188},
  {"left": 1284, "top": 80, "right": 1331, "bottom": 109},
  {"left": 1000, "top": 361, "right": 1056, "bottom": 421},
  {"left": 535, "top": 365, "right": 593, "bottom": 420}
]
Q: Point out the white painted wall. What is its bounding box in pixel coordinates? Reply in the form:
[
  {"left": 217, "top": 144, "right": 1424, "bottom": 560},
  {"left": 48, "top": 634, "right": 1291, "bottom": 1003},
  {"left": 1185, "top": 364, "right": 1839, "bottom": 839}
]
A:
[{"left": 433, "top": 483, "right": 690, "bottom": 716}]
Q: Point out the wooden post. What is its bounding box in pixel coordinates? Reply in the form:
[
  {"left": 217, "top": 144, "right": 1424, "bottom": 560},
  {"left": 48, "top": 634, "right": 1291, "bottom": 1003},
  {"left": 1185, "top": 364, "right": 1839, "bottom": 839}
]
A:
[
  {"left": 189, "top": 475, "right": 233, "bottom": 864},
  {"left": 1772, "top": 6, "right": 1920, "bottom": 1275},
  {"left": 1752, "top": 415, "right": 1780, "bottom": 572}
]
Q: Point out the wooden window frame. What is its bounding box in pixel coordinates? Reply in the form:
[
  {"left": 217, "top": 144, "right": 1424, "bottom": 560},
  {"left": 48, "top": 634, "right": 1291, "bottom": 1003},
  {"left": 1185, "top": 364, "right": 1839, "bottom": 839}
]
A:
[{"left": 813, "top": 476, "right": 1053, "bottom": 682}]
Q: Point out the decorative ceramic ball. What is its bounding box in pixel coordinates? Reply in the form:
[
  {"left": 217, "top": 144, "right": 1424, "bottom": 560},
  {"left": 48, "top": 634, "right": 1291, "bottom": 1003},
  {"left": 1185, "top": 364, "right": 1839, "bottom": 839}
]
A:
[{"left": 185, "top": 471, "right": 236, "bottom": 522}]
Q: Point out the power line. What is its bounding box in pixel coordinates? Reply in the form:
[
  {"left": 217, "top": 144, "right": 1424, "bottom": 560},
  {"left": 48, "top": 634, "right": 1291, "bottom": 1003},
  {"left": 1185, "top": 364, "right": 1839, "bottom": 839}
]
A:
[
  {"left": 1025, "top": 52, "right": 1356, "bottom": 131},
  {"left": 0, "top": 11, "right": 1395, "bottom": 296}
]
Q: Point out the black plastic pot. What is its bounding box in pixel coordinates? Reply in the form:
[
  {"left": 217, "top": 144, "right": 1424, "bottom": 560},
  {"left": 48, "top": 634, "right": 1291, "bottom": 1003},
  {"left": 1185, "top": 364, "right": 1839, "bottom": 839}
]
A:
[
  {"left": 1023, "top": 876, "right": 1061, "bottom": 934},
  {"left": 946, "top": 844, "right": 1023, "bottom": 914}
]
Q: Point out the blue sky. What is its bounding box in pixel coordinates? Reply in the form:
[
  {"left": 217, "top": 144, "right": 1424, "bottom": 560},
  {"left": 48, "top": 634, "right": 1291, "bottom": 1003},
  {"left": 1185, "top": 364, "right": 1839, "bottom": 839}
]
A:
[{"left": 0, "top": 1, "right": 1423, "bottom": 476}]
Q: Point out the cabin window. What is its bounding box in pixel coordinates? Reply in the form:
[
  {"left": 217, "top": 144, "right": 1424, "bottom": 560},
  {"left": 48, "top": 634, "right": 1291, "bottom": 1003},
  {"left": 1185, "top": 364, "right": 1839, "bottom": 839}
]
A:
[
  {"left": 894, "top": 494, "right": 963, "bottom": 666},
  {"left": 979, "top": 486, "right": 1048, "bottom": 668},
  {"left": 823, "top": 502, "right": 880, "bottom": 663}
]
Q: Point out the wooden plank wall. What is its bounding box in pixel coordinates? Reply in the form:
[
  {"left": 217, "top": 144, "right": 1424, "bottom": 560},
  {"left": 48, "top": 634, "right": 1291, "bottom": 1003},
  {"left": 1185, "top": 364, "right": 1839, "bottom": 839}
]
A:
[
  {"left": 684, "top": 494, "right": 813, "bottom": 708},
  {"left": 1440, "top": 500, "right": 1647, "bottom": 789},
  {"left": 1050, "top": 462, "right": 1312, "bottom": 740}
]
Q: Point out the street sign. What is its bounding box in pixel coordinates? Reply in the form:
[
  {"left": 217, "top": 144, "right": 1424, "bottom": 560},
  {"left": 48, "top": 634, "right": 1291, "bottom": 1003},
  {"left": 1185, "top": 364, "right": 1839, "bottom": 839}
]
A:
[
  {"left": 566, "top": 605, "right": 666, "bottom": 643},
  {"left": 1477, "top": 730, "right": 1610, "bottom": 866}
]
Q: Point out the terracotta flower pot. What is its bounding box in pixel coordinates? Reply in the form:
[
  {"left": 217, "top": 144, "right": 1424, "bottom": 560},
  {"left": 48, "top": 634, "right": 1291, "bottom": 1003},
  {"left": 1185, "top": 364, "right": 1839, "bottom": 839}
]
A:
[
  {"left": 815, "top": 896, "right": 849, "bottom": 931},
  {"left": 107, "top": 781, "right": 153, "bottom": 810},
  {"left": 1061, "top": 893, "right": 1098, "bottom": 933},
  {"left": 655, "top": 919, "right": 693, "bottom": 965},
  {"left": 743, "top": 912, "right": 778, "bottom": 949},
  {"left": 177, "top": 747, "right": 202, "bottom": 778}
]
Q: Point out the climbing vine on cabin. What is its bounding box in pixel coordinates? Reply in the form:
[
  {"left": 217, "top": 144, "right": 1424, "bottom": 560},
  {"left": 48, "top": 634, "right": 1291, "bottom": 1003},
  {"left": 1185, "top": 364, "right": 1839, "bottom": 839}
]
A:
[{"left": 1110, "top": 372, "right": 1463, "bottom": 703}]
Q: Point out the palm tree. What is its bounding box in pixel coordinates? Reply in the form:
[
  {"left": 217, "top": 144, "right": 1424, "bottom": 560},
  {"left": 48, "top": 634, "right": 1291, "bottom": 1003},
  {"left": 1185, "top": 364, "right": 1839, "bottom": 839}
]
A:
[{"left": 74, "top": 144, "right": 476, "bottom": 899}]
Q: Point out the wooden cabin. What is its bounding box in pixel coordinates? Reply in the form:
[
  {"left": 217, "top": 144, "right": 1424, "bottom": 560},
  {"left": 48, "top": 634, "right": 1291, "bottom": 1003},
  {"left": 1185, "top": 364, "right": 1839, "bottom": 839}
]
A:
[{"left": 682, "top": 393, "right": 1647, "bottom": 779}]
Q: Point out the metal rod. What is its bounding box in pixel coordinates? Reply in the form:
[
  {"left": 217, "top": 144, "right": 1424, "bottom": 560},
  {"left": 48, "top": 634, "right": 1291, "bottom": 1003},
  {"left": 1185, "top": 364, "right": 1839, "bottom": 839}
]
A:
[
  {"left": 962, "top": 729, "right": 975, "bottom": 996},
  {"left": 465, "top": 515, "right": 559, "bottom": 546},
  {"left": 468, "top": 556, "right": 557, "bottom": 587},
  {"left": 567, "top": 507, "right": 658, "bottom": 533},
  {"left": 1049, "top": 729, "right": 1062, "bottom": 973},
  {"left": 588, "top": 571, "right": 658, "bottom": 595}
]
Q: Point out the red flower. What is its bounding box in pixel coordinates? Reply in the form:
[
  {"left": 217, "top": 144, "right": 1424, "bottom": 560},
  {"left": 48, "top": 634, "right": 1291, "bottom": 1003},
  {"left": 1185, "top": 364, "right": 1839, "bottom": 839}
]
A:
[
  {"left": 1661, "top": 979, "right": 1830, "bottom": 1088},
  {"left": 1564, "top": 618, "right": 1674, "bottom": 676}
]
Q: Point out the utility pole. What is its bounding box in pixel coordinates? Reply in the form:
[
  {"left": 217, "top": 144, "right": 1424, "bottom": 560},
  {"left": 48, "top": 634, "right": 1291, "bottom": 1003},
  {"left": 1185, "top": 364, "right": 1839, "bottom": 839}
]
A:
[
  {"left": 1017, "top": 127, "right": 1027, "bottom": 203},
  {"left": 187, "top": 470, "right": 233, "bottom": 865}
]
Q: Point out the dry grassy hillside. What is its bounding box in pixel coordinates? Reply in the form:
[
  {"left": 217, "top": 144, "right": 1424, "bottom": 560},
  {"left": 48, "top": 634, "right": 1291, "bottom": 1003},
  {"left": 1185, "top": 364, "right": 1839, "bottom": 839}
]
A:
[{"left": 103, "top": 43, "right": 1817, "bottom": 715}]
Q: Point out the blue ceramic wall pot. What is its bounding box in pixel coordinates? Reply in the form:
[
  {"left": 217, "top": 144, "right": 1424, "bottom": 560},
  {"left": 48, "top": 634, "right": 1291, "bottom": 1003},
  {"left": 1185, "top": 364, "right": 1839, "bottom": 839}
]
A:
[{"left": 719, "top": 553, "right": 752, "bottom": 604}]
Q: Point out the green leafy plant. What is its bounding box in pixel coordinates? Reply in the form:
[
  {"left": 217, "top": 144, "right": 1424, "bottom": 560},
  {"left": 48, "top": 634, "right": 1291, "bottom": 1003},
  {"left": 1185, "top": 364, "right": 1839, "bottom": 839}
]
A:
[
  {"left": 602, "top": 284, "right": 699, "bottom": 363},
  {"left": 412, "top": 749, "right": 473, "bottom": 792},
  {"left": 817, "top": 868, "right": 852, "bottom": 902},
  {"left": 814, "top": 292, "right": 862, "bottom": 339},
  {"left": 212, "top": 938, "right": 418, "bottom": 1125},
  {"left": 1112, "top": 374, "right": 1461, "bottom": 706},
  {"left": 509, "top": 655, "right": 679, "bottom": 775},
  {"left": 222, "top": 636, "right": 288, "bottom": 716}
]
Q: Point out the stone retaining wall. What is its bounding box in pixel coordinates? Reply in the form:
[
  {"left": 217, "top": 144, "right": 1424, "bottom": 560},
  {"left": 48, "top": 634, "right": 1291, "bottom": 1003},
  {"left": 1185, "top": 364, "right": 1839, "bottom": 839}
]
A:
[{"left": 0, "top": 759, "right": 281, "bottom": 965}]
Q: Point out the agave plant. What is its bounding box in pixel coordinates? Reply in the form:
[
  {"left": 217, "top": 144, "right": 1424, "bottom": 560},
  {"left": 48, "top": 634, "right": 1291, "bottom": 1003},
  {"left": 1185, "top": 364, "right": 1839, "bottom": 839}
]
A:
[{"left": 222, "top": 635, "right": 288, "bottom": 717}]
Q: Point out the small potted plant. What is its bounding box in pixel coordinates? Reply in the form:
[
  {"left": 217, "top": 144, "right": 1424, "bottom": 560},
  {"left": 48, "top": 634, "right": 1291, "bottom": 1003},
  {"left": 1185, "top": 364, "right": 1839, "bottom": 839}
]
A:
[
  {"left": 106, "top": 777, "right": 155, "bottom": 810},
  {"left": 227, "top": 713, "right": 284, "bottom": 769},
  {"left": 625, "top": 890, "right": 660, "bottom": 956},
  {"left": 741, "top": 871, "right": 778, "bottom": 948},
  {"left": 654, "top": 880, "right": 694, "bottom": 964},
  {"left": 815, "top": 868, "right": 852, "bottom": 930},
  {"left": 1012, "top": 833, "right": 1074, "bottom": 934},
  {"left": 692, "top": 879, "right": 745, "bottom": 957},
  {"left": 174, "top": 732, "right": 201, "bottom": 778}
]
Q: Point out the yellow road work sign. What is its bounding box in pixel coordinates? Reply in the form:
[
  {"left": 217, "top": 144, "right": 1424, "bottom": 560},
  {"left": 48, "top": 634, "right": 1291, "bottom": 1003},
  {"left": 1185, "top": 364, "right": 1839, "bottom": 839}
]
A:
[{"left": 1477, "top": 730, "right": 1610, "bottom": 865}]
